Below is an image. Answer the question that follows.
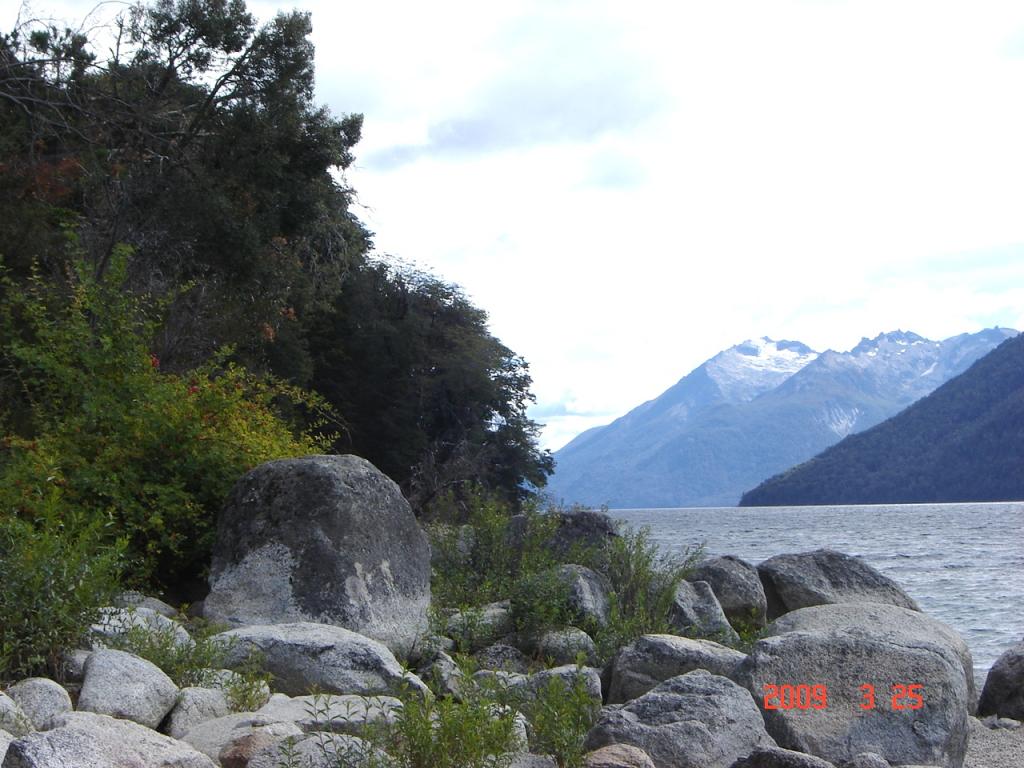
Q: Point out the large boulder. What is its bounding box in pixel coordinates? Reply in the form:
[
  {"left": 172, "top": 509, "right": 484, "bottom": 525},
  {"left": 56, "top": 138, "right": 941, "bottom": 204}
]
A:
[
  {"left": 977, "top": 640, "right": 1024, "bottom": 719},
  {"left": 549, "top": 509, "right": 620, "bottom": 558},
  {"left": 4, "top": 679, "right": 72, "bottom": 731},
  {"left": 180, "top": 711, "right": 302, "bottom": 763},
  {"left": 77, "top": 649, "right": 179, "bottom": 730},
  {"left": 693, "top": 555, "right": 768, "bottom": 628},
  {"left": 164, "top": 687, "right": 231, "bottom": 740},
  {"left": 247, "top": 733, "right": 387, "bottom": 768},
  {"left": 735, "top": 603, "right": 971, "bottom": 768},
  {"left": 756, "top": 550, "right": 919, "bottom": 620},
  {"left": 218, "top": 622, "right": 428, "bottom": 697},
  {"left": 255, "top": 693, "right": 402, "bottom": 734},
  {"left": 585, "top": 670, "right": 776, "bottom": 768},
  {"left": 3, "top": 711, "right": 215, "bottom": 768},
  {"left": 446, "top": 601, "right": 515, "bottom": 652},
  {"left": 765, "top": 603, "right": 977, "bottom": 712},
  {"left": 729, "top": 747, "right": 836, "bottom": 767},
  {"left": 204, "top": 454, "right": 431, "bottom": 654},
  {"left": 555, "top": 565, "right": 611, "bottom": 628},
  {"left": 584, "top": 744, "right": 657, "bottom": 768},
  {"left": 667, "top": 581, "right": 739, "bottom": 644},
  {"left": 608, "top": 634, "right": 746, "bottom": 704}
]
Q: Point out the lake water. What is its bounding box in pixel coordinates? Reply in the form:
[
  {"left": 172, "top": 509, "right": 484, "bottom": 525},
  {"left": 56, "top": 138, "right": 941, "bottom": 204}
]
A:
[{"left": 608, "top": 503, "right": 1024, "bottom": 685}]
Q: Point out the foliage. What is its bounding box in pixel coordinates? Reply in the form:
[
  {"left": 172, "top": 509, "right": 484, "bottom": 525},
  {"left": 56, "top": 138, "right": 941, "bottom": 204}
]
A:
[
  {"left": 429, "top": 492, "right": 702, "bottom": 665},
  {"left": 428, "top": 490, "right": 561, "bottom": 612},
  {"left": 0, "top": 247, "right": 329, "bottom": 597},
  {"left": 309, "top": 262, "right": 553, "bottom": 513},
  {"left": 0, "top": 499, "right": 125, "bottom": 683},
  {"left": 101, "top": 612, "right": 271, "bottom": 711},
  {"left": 515, "top": 670, "right": 601, "bottom": 768},
  {"left": 578, "top": 524, "right": 702, "bottom": 661}
]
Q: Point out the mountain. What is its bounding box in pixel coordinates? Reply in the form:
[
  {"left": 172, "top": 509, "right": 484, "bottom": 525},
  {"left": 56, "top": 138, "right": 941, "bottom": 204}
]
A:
[
  {"left": 546, "top": 328, "right": 1017, "bottom": 508},
  {"left": 740, "top": 331, "right": 1024, "bottom": 505}
]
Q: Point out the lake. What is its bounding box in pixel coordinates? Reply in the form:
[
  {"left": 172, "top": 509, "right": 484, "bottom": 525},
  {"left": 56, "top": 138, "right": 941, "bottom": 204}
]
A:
[{"left": 608, "top": 502, "right": 1024, "bottom": 685}]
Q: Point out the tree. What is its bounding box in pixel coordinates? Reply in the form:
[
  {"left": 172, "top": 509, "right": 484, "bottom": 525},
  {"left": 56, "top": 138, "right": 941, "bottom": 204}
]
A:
[{"left": 309, "top": 261, "right": 553, "bottom": 514}]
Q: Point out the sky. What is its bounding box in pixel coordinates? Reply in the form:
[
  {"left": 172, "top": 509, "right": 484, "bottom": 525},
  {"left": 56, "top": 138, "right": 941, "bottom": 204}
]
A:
[{"left": 14, "top": 0, "right": 1024, "bottom": 451}]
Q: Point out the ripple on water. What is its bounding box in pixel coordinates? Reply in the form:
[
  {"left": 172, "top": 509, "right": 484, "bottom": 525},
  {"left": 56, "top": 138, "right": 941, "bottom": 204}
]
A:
[{"left": 609, "top": 502, "right": 1024, "bottom": 682}]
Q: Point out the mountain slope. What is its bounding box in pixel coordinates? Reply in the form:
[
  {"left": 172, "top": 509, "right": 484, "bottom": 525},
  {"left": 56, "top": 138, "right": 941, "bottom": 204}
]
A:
[
  {"left": 740, "top": 332, "right": 1024, "bottom": 506},
  {"left": 546, "top": 328, "right": 1017, "bottom": 508}
]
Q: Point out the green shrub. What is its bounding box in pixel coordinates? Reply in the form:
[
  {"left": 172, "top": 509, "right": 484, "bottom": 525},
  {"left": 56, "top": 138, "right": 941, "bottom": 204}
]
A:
[
  {"left": 99, "top": 611, "right": 272, "bottom": 711},
  {"left": 0, "top": 247, "right": 331, "bottom": 596},
  {"left": 516, "top": 669, "right": 600, "bottom": 768},
  {"left": 429, "top": 490, "right": 562, "bottom": 608},
  {"left": 0, "top": 491, "right": 125, "bottom": 683}
]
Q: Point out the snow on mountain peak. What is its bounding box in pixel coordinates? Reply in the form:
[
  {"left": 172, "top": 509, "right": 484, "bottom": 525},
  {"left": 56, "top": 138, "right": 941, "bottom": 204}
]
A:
[{"left": 705, "top": 337, "right": 819, "bottom": 402}]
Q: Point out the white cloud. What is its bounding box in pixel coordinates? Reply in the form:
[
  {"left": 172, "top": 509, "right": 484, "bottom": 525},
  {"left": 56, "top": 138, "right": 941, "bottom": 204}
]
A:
[{"left": 11, "top": 0, "right": 1024, "bottom": 450}]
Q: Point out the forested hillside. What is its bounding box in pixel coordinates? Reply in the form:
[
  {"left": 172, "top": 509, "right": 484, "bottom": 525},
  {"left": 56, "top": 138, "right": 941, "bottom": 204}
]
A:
[
  {"left": 0, "top": 0, "right": 550, "bottom": 599},
  {"left": 740, "top": 333, "right": 1024, "bottom": 506}
]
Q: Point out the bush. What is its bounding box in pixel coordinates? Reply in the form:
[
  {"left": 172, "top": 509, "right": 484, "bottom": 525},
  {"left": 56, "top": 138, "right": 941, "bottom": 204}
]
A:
[
  {"left": 0, "top": 491, "right": 125, "bottom": 683},
  {"left": 516, "top": 669, "right": 600, "bottom": 768},
  {"left": 102, "top": 613, "right": 271, "bottom": 711},
  {"left": 0, "top": 246, "right": 331, "bottom": 597},
  {"left": 579, "top": 524, "right": 703, "bottom": 661}
]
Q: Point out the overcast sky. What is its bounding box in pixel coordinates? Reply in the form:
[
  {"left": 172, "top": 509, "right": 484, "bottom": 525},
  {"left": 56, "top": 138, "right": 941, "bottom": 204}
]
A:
[{"left": 17, "top": 0, "right": 1024, "bottom": 450}]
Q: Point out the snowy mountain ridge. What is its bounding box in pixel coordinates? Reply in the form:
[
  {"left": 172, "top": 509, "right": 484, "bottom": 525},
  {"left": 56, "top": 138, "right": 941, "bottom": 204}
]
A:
[{"left": 546, "top": 327, "right": 1018, "bottom": 508}]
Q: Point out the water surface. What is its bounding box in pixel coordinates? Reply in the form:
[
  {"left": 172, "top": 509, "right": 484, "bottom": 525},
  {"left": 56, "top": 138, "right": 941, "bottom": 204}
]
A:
[{"left": 609, "top": 503, "right": 1024, "bottom": 684}]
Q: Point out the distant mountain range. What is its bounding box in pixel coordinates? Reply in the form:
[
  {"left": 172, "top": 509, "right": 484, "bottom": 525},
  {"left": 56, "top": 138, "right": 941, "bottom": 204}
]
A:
[
  {"left": 546, "top": 328, "right": 1018, "bottom": 508},
  {"left": 740, "top": 332, "right": 1024, "bottom": 506}
]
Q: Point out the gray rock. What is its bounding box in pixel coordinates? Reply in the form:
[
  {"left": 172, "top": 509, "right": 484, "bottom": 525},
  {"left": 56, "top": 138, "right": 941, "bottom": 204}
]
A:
[
  {"left": 5, "top": 679, "right": 72, "bottom": 731},
  {"left": 978, "top": 641, "right": 1024, "bottom": 720},
  {"left": 766, "top": 603, "right": 977, "bottom": 714},
  {"left": 0, "top": 693, "right": 33, "bottom": 737},
  {"left": 218, "top": 622, "right": 429, "bottom": 697},
  {"left": 556, "top": 564, "right": 612, "bottom": 628},
  {"left": 58, "top": 650, "right": 90, "bottom": 684},
  {"left": 475, "top": 643, "right": 531, "bottom": 674},
  {"left": 247, "top": 733, "right": 387, "bottom": 768},
  {"left": 840, "top": 754, "right": 890, "bottom": 768},
  {"left": 735, "top": 606, "right": 970, "bottom": 768},
  {"left": 181, "top": 710, "right": 303, "bottom": 762},
  {"left": 256, "top": 693, "right": 402, "bottom": 734},
  {"left": 550, "top": 509, "right": 620, "bottom": 558},
  {"left": 77, "top": 649, "right": 179, "bottom": 729},
  {"left": 978, "top": 714, "right": 1022, "bottom": 729},
  {"left": 964, "top": 714, "right": 1024, "bottom": 768},
  {"left": 518, "top": 665, "right": 603, "bottom": 706},
  {"left": 668, "top": 580, "right": 740, "bottom": 644},
  {"left": 90, "top": 606, "right": 193, "bottom": 650},
  {"left": 585, "top": 670, "right": 776, "bottom": 768},
  {"left": 693, "top": 555, "right": 768, "bottom": 628},
  {"left": 447, "top": 601, "right": 515, "bottom": 652},
  {"left": 730, "top": 746, "right": 836, "bottom": 767},
  {"left": 115, "top": 591, "right": 179, "bottom": 619},
  {"left": 0, "top": 729, "right": 11, "bottom": 764},
  {"left": 608, "top": 634, "right": 746, "bottom": 704},
  {"left": 418, "top": 650, "right": 466, "bottom": 699},
  {"left": 537, "top": 627, "right": 598, "bottom": 666},
  {"left": 473, "top": 669, "right": 529, "bottom": 690},
  {"left": 509, "top": 755, "right": 559, "bottom": 768},
  {"left": 756, "top": 549, "right": 920, "bottom": 620},
  {"left": 204, "top": 454, "right": 431, "bottom": 655},
  {"left": 584, "top": 743, "right": 657, "bottom": 768},
  {"left": 165, "top": 687, "right": 231, "bottom": 740},
  {"left": 4, "top": 711, "right": 215, "bottom": 768}
]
